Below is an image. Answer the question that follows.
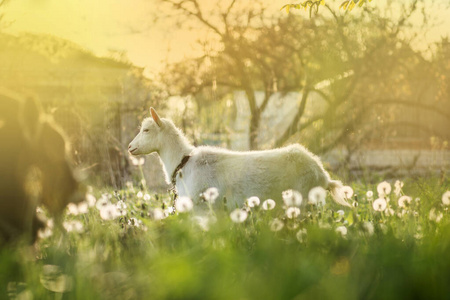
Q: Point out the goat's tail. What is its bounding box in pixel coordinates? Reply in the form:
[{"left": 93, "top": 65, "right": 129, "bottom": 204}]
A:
[{"left": 327, "top": 179, "right": 352, "bottom": 207}]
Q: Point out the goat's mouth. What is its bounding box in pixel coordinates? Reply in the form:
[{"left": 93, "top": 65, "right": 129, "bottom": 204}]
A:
[{"left": 129, "top": 148, "right": 138, "bottom": 154}]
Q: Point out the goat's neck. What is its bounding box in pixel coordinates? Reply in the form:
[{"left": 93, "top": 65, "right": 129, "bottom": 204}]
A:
[{"left": 158, "top": 134, "right": 194, "bottom": 180}]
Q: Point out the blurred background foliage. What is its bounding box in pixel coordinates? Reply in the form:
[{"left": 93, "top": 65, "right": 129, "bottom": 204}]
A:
[{"left": 0, "top": 0, "right": 449, "bottom": 188}]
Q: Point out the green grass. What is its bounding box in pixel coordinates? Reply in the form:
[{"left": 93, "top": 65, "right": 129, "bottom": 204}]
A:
[{"left": 2, "top": 178, "right": 450, "bottom": 300}]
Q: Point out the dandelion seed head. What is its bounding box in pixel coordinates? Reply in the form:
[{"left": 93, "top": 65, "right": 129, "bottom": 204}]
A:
[
  {"left": 144, "top": 193, "right": 151, "bottom": 201},
  {"left": 341, "top": 186, "right": 354, "bottom": 199},
  {"left": 366, "top": 190, "right": 374, "bottom": 199},
  {"left": 286, "top": 207, "right": 301, "bottom": 219},
  {"left": 66, "top": 203, "right": 79, "bottom": 215},
  {"left": 337, "top": 210, "right": 345, "bottom": 217},
  {"left": 270, "top": 218, "right": 284, "bottom": 231},
  {"left": 230, "top": 209, "right": 248, "bottom": 223},
  {"left": 246, "top": 196, "right": 260, "bottom": 208},
  {"left": 63, "top": 220, "right": 83, "bottom": 233},
  {"left": 308, "top": 186, "right": 327, "bottom": 206},
  {"left": 373, "top": 198, "right": 387, "bottom": 211},
  {"left": 377, "top": 181, "right": 391, "bottom": 197},
  {"left": 137, "top": 191, "right": 143, "bottom": 198},
  {"left": 336, "top": 226, "right": 347, "bottom": 237},
  {"left": 442, "top": 191, "right": 450, "bottom": 206},
  {"left": 282, "top": 189, "right": 302, "bottom": 207},
  {"left": 398, "top": 195, "right": 412, "bottom": 208},
  {"left": 429, "top": 208, "right": 443, "bottom": 223},
  {"left": 394, "top": 180, "right": 404, "bottom": 196},
  {"left": 151, "top": 208, "right": 165, "bottom": 220},
  {"left": 85, "top": 193, "right": 96, "bottom": 207},
  {"left": 100, "top": 204, "right": 119, "bottom": 220},
  {"left": 175, "top": 196, "right": 194, "bottom": 213},
  {"left": 262, "top": 199, "right": 276, "bottom": 210},
  {"left": 116, "top": 200, "right": 127, "bottom": 216},
  {"left": 203, "top": 187, "right": 219, "bottom": 203}
]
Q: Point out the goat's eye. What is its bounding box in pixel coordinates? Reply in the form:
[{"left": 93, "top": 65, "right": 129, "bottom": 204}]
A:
[{"left": 143, "top": 129, "right": 149, "bottom": 133}]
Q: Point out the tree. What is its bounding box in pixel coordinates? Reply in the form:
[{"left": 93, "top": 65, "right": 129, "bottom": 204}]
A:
[
  {"left": 282, "top": 0, "right": 373, "bottom": 16},
  {"left": 157, "top": 0, "right": 448, "bottom": 154}
]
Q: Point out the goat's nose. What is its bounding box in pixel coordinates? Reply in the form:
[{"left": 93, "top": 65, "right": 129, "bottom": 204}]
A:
[{"left": 128, "top": 144, "right": 132, "bottom": 149}]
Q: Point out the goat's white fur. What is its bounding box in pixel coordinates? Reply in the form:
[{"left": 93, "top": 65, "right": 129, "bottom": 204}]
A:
[{"left": 128, "top": 108, "right": 350, "bottom": 209}]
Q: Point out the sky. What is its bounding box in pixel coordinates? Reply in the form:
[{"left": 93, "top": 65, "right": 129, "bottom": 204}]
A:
[{"left": 2, "top": 0, "right": 450, "bottom": 77}]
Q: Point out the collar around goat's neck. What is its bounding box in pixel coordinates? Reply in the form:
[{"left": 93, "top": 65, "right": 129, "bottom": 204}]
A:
[{"left": 171, "top": 154, "right": 192, "bottom": 186}]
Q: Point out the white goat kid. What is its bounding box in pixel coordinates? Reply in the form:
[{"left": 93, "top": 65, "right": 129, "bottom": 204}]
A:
[{"left": 128, "top": 108, "right": 350, "bottom": 209}]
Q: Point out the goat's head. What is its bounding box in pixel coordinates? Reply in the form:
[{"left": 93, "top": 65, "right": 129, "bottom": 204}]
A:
[{"left": 128, "top": 107, "right": 165, "bottom": 156}]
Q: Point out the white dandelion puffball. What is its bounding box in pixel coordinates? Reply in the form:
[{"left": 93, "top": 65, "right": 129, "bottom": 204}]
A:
[
  {"left": 394, "top": 180, "right": 404, "bottom": 196},
  {"left": 247, "top": 196, "right": 261, "bottom": 208},
  {"left": 270, "top": 218, "right": 284, "bottom": 232},
  {"left": 137, "top": 191, "right": 143, "bottom": 198},
  {"left": 286, "top": 207, "right": 301, "bottom": 219},
  {"left": 337, "top": 210, "right": 345, "bottom": 217},
  {"left": 96, "top": 195, "right": 110, "bottom": 210},
  {"left": 203, "top": 187, "right": 219, "bottom": 203},
  {"left": 85, "top": 193, "right": 97, "bottom": 207},
  {"left": 373, "top": 198, "right": 387, "bottom": 211},
  {"left": 77, "top": 202, "right": 89, "bottom": 214},
  {"left": 366, "top": 190, "right": 374, "bottom": 199},
  {"left": 363, "top": 222, "right": 374, "bottom": 236},
  {"left": 100, "top": 203, "right": 120, "bottom": 220},
  {"left": 175, "top": 196, "right": 194, "bottom": 213},
  {"left": 66, "top": 203, "right": 79, "bottom": 215},
  {"left": 429, "top": 208, "right": 443, "bottom": 223},
  {"left": 151, "top": 208, "right": 165, "bottom": 220},
  {"left": 63, "top": 220, "right": 83, "bottom": 233},
  {"left": 398, "top": 195, "right": 412, "bottom": 208},
  {"left": 341, "top": 186, "right": 354, "bottom": 199},
  {"left": 282, "top": 189, "right": 303, "bottom": 207},
  {"left": 308, "top": 187, "right": 327, "bottom": 206},
  {"left": 377, "top": 181, "right": 391, "bottom": 196},
  {"left": 442, "top": 191, "right": 450, "bottom": 206},
  {"left": 262, "top": 199, "right": 276, "bottom": 210},
  {"left": 335, "top": 226, "right": 348, "bottom": 237},
  {"left": 230, "top": 209, "right": 248, "bottom": 223},
  {"left": 143, "top": 193, "right": 151, "bottom": 201}
]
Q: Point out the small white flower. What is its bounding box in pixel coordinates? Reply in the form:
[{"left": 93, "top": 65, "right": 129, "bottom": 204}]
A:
[
  {"left": 128, "top": 217, "right": 142, "bottom": 227},
  {"left": 116, "top": 200, "right": 127, "bottom": 216},
  {"left": 151, "top": 208, "right": 165, "bottom": 220},
  {"left": 77, "top": 202, "right": 89, "bottom": 214},
  {"left": 308, "top": 187, "right": 327, "bottom": 206},
  {"left": 202, "top": 187, "right": 219, "bottom": 204},
  {"left": 230, "top": 209, "right": 248, "bottom": 223},
  {"left": 373, "top": 198, "right": 387, "bottom": 211},
  {"left": 394, "top": 180, "right": 404, "bottom": 196},
  {"left": 282, "top": 190, "right": 302, "bottom": 207},
  {"left": 442, "top": 191, "right": 450, "bottom": 206},
  {"left": 377, "top": 181, "right": 391, "bottom": 197},
  {"left": 341, "top": 186, "right": 354, "bottom": 199},
  {"left": 66, "top": 203, "right": 79, "bottom": 215},
  {"left": 262, "top": 199, "right": 276, "bottom": 210},
  {"left": 246, "top": 196, "right": 260, "bottom": 208},
  {"left": 286, "top": 207, "right": 301, "bottom": 219},
  {"left": 336, "top": 226, "right": 348, "bottom": 237},
  {"left": 366, "top": 190, "right": 374, "bottom": 199},
  {"left": 96, "top": 195, "right": 110, "bottom": 210},
  {"left": 429, "top": 208, "right": 443, "bottom": 223},
  {"left": 270, "top": 218, "right": 284, "bottom": 232},
  {"left": 63, "top": 220, "right": 83, "bottom": 233},
  {"left": 175, "top": 196, "right": 194, "bottom": 213},
  {"left": 137, "top": 191, "right": 143, "bottom": 198},
  {"left": 130, "top": 155, "right": 145, "bottom": 166},
  {"left": 100, "top": 204, "right": 120, "bottom": 220},
  {"left": 362, "top": 222, "right": 374, "bottom": 236},
  {"left": 85, "top": 194, "right": 96, "bottom": 207},
  {"left": 337, "top": 210, "right": 345, "bottom": 217},
  {"left": 143, "top": 193, "right": 151, "bottom": 201},
  {"left": 296, "top": 228, "right": 307, "bottom": 243},
  {"left": 398, "top": 195, "right": 412, "bottom": 208}
]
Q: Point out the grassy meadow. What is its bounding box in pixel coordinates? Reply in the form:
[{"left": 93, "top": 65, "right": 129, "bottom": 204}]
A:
[{"left": 2, "top": 175, "right": 450, "bottom": 300}]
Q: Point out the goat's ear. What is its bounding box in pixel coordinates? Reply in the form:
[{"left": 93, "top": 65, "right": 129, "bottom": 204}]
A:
[{"left": 150, "top": 107, "right": 162, "bottom": 127}]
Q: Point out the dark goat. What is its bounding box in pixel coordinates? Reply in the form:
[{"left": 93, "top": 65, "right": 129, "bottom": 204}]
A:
[{"left": 0, "top": 89, "right": 81, "bottom": 244}]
